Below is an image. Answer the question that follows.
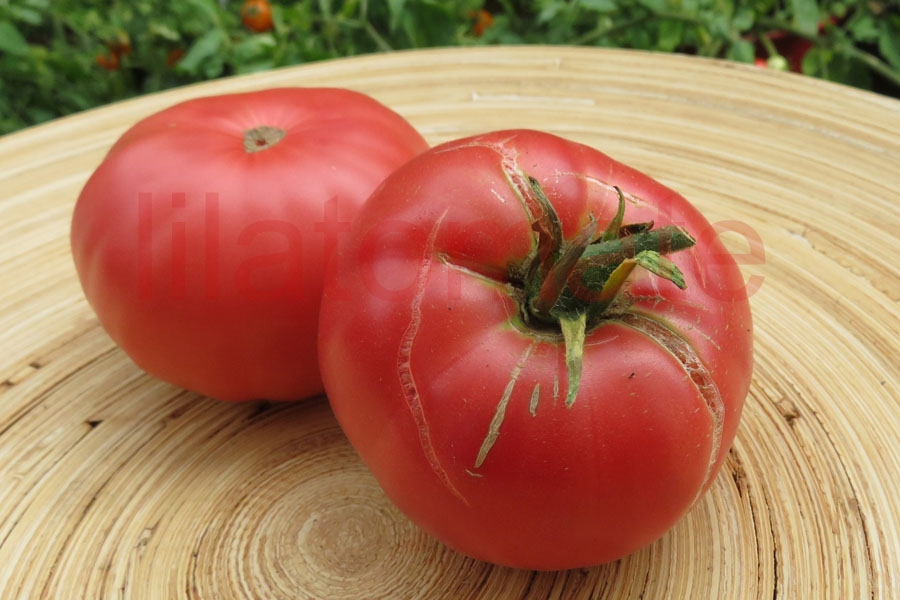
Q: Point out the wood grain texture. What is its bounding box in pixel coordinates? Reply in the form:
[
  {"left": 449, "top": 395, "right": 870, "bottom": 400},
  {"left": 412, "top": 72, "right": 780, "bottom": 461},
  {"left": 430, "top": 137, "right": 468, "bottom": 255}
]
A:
[{"left": 1, "top": 46, "right": 899, "bottom": 599}]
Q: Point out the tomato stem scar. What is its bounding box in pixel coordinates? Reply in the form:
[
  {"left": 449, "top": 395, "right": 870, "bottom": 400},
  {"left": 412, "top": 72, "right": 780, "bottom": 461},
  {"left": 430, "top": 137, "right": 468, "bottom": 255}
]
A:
[{"left": 243, "top": 126, "right": 286, "bottom": 153}]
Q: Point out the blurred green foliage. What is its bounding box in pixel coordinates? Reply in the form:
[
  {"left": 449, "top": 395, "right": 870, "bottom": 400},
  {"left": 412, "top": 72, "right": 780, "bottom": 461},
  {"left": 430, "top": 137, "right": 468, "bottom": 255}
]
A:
[{"left": 1, "top": 0, "right": 898, "bottom": 135}]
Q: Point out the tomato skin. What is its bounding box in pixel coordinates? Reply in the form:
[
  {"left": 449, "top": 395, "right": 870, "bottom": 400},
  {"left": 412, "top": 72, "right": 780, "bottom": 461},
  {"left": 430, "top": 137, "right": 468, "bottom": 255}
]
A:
[
  {"left": 71, "top": 88, "right": 428, "bottom": 401},
  {"left": 240, "top": 0, "right": 274, "bottom": 33},
  {"left": 318, "top": 130, "right": 753, "bottom": 569}
]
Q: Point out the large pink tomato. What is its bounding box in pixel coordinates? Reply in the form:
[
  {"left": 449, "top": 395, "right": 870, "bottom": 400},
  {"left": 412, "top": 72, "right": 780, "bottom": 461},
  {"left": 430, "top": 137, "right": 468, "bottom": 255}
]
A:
[
  {"left": 71, "top": 88, "right": 428, "bottom": 401},
  {"left": 319, "top": 129, "right": 753, "bottom": 569}
]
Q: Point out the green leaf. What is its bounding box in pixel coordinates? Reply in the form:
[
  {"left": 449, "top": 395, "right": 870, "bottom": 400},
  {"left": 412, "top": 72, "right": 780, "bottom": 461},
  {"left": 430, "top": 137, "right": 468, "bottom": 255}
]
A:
[
  {"left": 629, "top": 27, "right": 654, "bottom": 51},
  {"left": 338, "top": 0, "right": 360, "bottom": 19},
  {"left": 183, "top": 0, "right": 220, "bottom": 24},
  {"left": 234, "top": 59, "right": 277, "bottom": 75},
  {"left": 176, "top": 30, "right": 225, "bottom": 75},
  {"left": 579, "top": 0, "right": 617, "bottom": 12},
  {"left": 790, "top": 0, "right": 820, "bottom": 37},
  {"left": 202, "top": 55, "right": 225, "bottom": 79},
  {"left": 657, "top": 19, "right": 684, "bottom": 52},
  {"left": 0, "top": 21, "right": 29, "bottom": 56},
  {"left": 233, "top": 34, "right": 277, "bottom": 61},
  {"left": 801, "top": 46, "right": 828, "bottom": 77},
  {"left": 637, "top": 0, "right": 668, "bottom": 12},
  {"left": 706, "top": 12, "right": 731, "bottom": 38},
  {"left": 387, "top": 0, "right": 406, "bottom": 32},
  {"left": 537, "top": 2, "right": 563, "bottom": 25},
  {"left": 393, "top": 1, "right": 458, "bottom": 48},
  {"left": 727, "top": 39, "right": 756, "bottom": 63},
  {"left": 827, "top": 51, "right": 873, "bottom": 88},
  {"left": 847, "top": 14, "right": 878, "bottom": 43},
  {"left": 150, "top": 23, "right": 182, "bottom": 41},
  {"left": 878, "top": 22, "right": 900, "bottom": 69},
  {"left": 731, "top": 7, "right": 755, "bottom": 32},
  {"left": 8, "top": 5, "right": 44, "bottom": 26}
]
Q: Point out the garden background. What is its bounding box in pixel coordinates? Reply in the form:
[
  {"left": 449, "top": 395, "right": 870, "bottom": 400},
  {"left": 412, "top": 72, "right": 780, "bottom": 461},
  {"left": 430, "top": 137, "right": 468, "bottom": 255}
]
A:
[{"left": 1, "top": 0, "right": 899, "bottom": 136}]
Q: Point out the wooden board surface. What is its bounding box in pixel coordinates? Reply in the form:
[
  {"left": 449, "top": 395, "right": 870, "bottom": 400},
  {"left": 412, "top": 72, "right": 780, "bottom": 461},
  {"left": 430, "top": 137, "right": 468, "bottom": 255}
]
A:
[{"left": 1, "top": 46, "right": 899, "bottom": 599}]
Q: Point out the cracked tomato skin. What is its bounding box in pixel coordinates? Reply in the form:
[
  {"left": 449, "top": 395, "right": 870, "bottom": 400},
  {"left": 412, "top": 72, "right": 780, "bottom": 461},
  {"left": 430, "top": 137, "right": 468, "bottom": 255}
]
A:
[
  {"left": 71, "top": 88, "right": 428, "bottom": 402},
  {"left": 318, "top": 129, "right": 753, "bottom": 570}
]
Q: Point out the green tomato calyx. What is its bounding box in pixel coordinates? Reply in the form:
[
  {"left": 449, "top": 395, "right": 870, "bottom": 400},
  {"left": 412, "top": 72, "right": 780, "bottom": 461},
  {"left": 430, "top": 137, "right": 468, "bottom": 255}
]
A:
[{"left": 516, "top": 177, "right": 696, "bottom": 407}]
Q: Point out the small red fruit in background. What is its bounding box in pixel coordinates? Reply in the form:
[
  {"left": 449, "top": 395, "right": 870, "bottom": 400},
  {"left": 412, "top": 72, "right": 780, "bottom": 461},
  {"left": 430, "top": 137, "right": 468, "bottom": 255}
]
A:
[
  {"left": 471, "top": 9, "right": 494, "bottom": 37},
  {"left": 95, "top": 52, "right": 120, "bottom": 71},
  {"left": 241, "top": 0, "right": 274, "bottom": 33}
]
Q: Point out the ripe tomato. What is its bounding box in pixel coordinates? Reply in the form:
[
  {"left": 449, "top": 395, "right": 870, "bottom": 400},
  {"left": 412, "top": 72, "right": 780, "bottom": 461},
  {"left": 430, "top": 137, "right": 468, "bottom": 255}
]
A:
[
  {"left": 108, "top": 36, "right": 132, "bottom": 58},
  {"left": 471, "top": 9, "right": 495, "bottom": 37},
  {"left": 71, "top": 88, "right": 428, "bottom": 401},
  {"left": 240, "top": 0, "right": 274, "bottom": 33},
  {"left": 318, "top": 129, "right": 753, "bottom": 569},
  {"left": 95, "top": 52, "right": 120, "bottom": 71},
  {"left": 96, "top": 34, "right": 131, "bottom": 70},
  {"left": 166, "top": 48, "right": 185, "bottom": 68}
]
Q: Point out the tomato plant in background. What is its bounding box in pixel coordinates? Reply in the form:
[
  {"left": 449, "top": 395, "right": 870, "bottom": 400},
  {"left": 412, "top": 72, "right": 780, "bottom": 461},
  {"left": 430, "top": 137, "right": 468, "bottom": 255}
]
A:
[
  {"left": 318, "top": 129, "right": 754, "bottom": 569},
  {"left": 71, "top": 87, "right": 428, "bottom": 402},
  {"left": 2, "top": 1, "right": 899, "bottom": 136}
]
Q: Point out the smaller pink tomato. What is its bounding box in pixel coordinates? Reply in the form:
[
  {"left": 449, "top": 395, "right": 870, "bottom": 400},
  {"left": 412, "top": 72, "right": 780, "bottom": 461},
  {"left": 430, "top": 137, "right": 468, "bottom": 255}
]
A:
[{"left": 71, "top": 88, "right": 428, "bottom": 401}]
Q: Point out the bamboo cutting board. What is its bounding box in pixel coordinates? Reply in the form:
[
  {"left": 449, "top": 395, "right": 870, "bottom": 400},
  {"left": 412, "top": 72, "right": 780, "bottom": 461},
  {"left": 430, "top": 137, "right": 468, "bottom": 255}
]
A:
[{"left": 1, "top": 46, "right": 899, "bottom": 599}]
